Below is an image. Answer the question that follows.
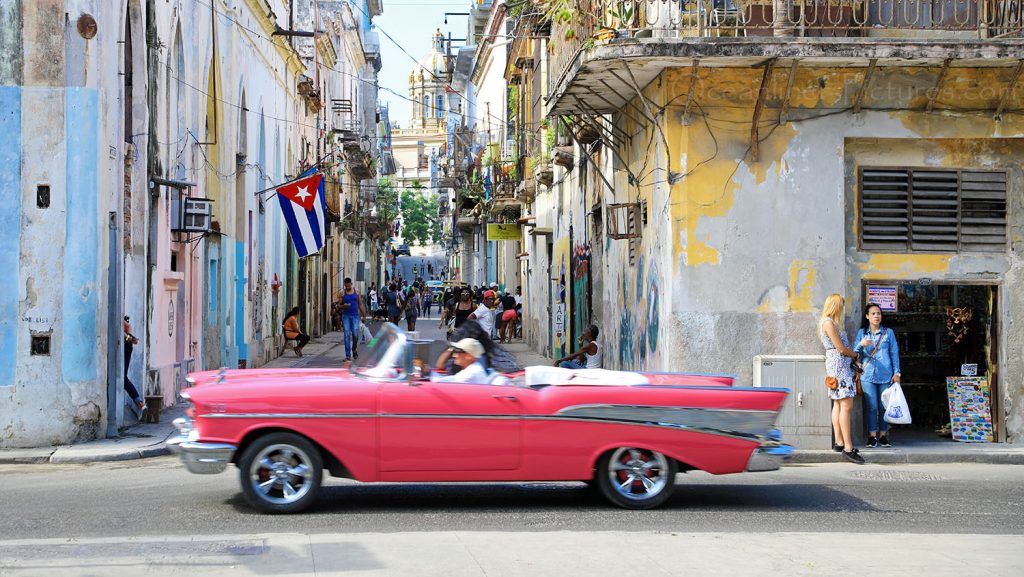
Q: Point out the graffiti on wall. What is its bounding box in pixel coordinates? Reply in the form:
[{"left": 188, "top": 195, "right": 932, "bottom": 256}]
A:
[
  {"left": 615, "top": 252, "right": 662, "bottom": 370},
  {"left": 571, "top": 242, "right": 592, "bottom": 345},
  {"left": 553, "top": 237, "right": 570, "bottom": 359},
  {"left": 251, "top": 262, "right": 265, "bottom": 354}
]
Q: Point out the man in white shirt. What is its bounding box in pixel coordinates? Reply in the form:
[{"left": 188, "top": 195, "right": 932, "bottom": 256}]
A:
[
  {"left": 432, "top": 338, "right": 489, "bottom": 383},
  {"left": 469, "top": 290, "right": 497, "bottom": 337}
]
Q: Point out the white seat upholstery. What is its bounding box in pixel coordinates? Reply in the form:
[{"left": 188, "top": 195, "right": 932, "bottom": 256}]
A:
[{"left": 524, "top": 366, "right": 649, "bottom": 388}]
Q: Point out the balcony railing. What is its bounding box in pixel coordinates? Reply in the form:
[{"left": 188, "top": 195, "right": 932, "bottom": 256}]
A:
[{"left": 550, "top": 0, "right": 1023, "bottom": 94}]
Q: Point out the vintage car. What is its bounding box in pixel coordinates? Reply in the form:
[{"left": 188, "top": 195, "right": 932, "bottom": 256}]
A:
[{"left": 168, "top": 324, "right": 793, "bottom": 513}]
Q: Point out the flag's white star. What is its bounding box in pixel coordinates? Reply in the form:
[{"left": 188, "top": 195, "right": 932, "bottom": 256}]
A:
[{"left": 294, "top": 185, "right": 312, "bottom": 202}]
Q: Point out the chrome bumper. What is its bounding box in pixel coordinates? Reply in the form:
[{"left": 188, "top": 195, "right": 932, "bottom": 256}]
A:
[
  {"left": 166, "top": 417, "right": 236, "bottom": 475},
  {"left": 745, "top": 443, "right": 795, "bottom": 472}
]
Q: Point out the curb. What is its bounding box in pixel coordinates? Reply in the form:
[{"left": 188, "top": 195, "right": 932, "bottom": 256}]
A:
[{"left": 790, "top": 450, "right": 1024, "bottom": 465}]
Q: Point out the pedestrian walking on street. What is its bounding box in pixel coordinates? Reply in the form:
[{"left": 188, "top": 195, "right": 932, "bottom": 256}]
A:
[
  {"left": 854, "top": 303, "right": 901, "bottom": 448},
  {"left": 283, "top": 306, "right": 310, "bottom": 357},
  {"left": 122, "top": 316, "right": 145, "bottom": 415},
  {"left": 820, "top": 293, "right": 864, "bottom": 464},
  {"left": 422, "top": 289, "right": 433, "bottom": 317},
  {"left": 341, "top": 277, "right": 367, "bottom": 362},
  {"left": 469, "top": 290, "right": 497, "bottom": 338},
  {"left": 555, "top": 325, "right": 603, "bottom": 369},
  {"left": 405, "top": 287, "right": 421, "bottom": 332},
  {"left": 444, "top": 288, "right": 475, "bottom": 338},
  {"left": 498, "top": 290, "right": 519, "bottom": 343},
  {"left": 386, "top": 283, "right": 403, "bottom": 325}
]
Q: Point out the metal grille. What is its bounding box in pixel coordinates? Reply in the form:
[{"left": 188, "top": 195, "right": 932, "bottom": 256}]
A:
[{"left": 859, "top": 167, "right": 1007, "bottom": 253}]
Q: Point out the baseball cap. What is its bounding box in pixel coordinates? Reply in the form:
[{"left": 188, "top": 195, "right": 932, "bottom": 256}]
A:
[
  {"left": 483, "top": 290, "right": 496, "bottom": 299},
  {"left": 490, "top": 282, "right": 498, "bottom": 287},
  {"left": 448, "top": 338, "right": 484, "bottom": 358}
]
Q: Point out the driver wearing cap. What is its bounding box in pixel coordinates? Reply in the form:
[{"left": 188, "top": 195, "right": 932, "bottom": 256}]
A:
[{"left": 432, "top": 338, "right": 489, "bottom": 383}]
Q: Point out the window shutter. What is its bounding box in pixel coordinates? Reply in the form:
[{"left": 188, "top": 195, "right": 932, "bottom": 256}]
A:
[
  {"left": 909, "top": 170, "right": 958, "bottom": 252},
  {"left": 959, "top": 171, "right": 1008, "bottom": 252},
  {"left": 859, "top": 167, "right": 1007, "bottom": 253},
  {"left": 860, "top": 169, "right": 910, "bottom": 251}
]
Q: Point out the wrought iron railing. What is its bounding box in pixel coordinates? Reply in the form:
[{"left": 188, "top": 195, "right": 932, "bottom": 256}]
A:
[{"left": 548, "top": 0, "right": 1023, "bottom": 94}]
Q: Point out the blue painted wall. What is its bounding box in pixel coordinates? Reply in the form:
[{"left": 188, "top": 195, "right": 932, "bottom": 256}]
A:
[
  {"left": 0, "top": 86, "right": 21, "bottom": 386},
  {"left": 235, "top": 240, "right": 245, "bottom": 362},
  {"left": 61, "top": 88, "right": 99, "bottom": 383}
]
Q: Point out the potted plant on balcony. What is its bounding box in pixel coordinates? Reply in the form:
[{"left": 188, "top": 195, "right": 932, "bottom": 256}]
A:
[{"left": 606, "top": 1, "right": 637, "bottom": 39}]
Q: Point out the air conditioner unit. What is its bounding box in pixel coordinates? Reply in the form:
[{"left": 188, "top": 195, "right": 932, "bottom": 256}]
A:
[
  {"left": 171, "top": 196, "right": 214, "bottom": 233},
  {"left": 753, "top": 355, "right": 832, "bottom": 450}
]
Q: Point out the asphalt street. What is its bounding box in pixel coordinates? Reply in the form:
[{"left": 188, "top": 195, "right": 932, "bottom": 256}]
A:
[
  {"left": 1, "top": 460, "right": 1021, "bottom": 539},
  {"left": 1, "top": 460, "right": 1022, "bottom": 576}
]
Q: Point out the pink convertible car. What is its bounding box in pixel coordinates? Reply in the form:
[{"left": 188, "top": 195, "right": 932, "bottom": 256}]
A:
[{"left": 168, "top": 324, "right": 793, "bottom": 513}]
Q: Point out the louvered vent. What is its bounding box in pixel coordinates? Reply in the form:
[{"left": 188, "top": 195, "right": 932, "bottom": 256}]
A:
[{"left": 860, "top": 168, "right": 1007, "bottom": 253}]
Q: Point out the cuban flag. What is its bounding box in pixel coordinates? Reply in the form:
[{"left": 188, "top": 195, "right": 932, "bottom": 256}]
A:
[{"left": 276, "top": 170, "right": 326, "bottom": 258}]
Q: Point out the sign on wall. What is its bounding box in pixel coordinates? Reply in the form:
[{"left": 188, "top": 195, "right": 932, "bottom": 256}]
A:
[
  {"left": 866, "top": 285, "right": 898, "bottom": 311},
  {"left": 486, "top": 223, "right": 521, "bottom": 241}
]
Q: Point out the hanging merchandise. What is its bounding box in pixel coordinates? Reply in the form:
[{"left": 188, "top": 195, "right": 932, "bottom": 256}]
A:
[
  {"left": 945, "top": 306, "right": 973, "bottom": 344},
  {"left": 882, "top": 383, "right": 912, "bottom": 425}
]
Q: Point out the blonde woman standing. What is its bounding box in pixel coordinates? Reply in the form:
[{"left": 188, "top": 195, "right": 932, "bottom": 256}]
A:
[{"left": 819, "top": 293, "right": 865, "bottom": 464}]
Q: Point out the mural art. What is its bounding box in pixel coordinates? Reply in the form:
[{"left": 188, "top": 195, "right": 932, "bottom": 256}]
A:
[
  {"left": 614, "top": 250, "right": 662, "bottom": 370},
  {"left": 572, "top": 242, "right": 592, "bottom": 347}
]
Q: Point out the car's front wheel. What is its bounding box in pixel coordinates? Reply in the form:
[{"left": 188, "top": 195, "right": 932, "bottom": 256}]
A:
[
  {"left": 596, "top": 447, "right": 677, "bottom": 509},
  {"left": 238, "top": 432, "right": 323, "bottom": 514}
]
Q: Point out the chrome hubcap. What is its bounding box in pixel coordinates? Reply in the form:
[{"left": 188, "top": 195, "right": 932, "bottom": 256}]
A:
[
  {"left": 607, "top": 447, "right": 670, "bottom": 501},
  {"left": 249, "top": 444, "right": 314, "bottom": 504}
]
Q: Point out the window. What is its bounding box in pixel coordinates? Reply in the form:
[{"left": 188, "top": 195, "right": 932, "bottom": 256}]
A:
[
  {"left": 422, "top": 95, "right": 428, "bottom": 119},
  {"left": 859, "top": 167, "right": 1007, "bottom": 253},
  {"left": 436, "top": 94, "right": 444, "bottom": 118}
]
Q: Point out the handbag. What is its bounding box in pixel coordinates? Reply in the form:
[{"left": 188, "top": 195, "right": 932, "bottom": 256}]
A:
[{"left": 851, "top": 361, "right": 863, "bottom": 395}]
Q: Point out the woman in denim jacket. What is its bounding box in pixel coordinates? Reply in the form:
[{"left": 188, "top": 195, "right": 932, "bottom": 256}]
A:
[{"left": 854, "top": 303, "right": 902, "bottom": 448}]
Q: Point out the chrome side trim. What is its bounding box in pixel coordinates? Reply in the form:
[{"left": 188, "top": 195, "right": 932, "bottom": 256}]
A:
[
  {"left": 553, "top": 404, "right": 779, "bottom": 440},
  {"left": 204, "top": 413, "right": 372, "bottom": 419},
  {"left": 382, "top": 413, "right": 521, "bottom": 420},
  {"left": 199, "top": 405, "right": 779, "bottom": 443}
]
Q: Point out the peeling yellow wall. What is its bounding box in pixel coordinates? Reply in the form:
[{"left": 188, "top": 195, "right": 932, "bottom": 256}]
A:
[
  {"left": 859, "top": 254, "right": 952, "bottom": 279},
  {"left": 662, "top": 68, "right": 800, "bottom": 266}
]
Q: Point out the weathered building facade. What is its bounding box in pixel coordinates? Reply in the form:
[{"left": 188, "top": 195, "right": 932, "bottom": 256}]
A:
[
  {"left": 0, "top": 0, "right": 386, "bottom": 448},
  {"left": 517, "top": 1, "right": 1023, "bottom": 441}
]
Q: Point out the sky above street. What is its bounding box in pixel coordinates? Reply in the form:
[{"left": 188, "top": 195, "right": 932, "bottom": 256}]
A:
[{"left": 377, "top": 0, "right": 468, "bottom": 127}]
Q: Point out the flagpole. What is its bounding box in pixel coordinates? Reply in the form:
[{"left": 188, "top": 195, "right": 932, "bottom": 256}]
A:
[{"left": 252, "top": 150, "right": 337, "bottom": 197}]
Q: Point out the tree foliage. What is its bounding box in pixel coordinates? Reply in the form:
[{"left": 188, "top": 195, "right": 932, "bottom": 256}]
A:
[
  {"left": 399, "top": 181, "right": 441, "bottom": 246},
  {"left": 375, "top": 178, "right": 401, "bottom": 237}
]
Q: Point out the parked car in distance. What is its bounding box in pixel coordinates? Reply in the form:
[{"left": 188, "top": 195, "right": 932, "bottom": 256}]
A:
[
  {"left": 395, "top": 244, "right": 411, "bottom": 256},
  {"left": 168, "top": 324, "right": 793, "bottom": 514}
]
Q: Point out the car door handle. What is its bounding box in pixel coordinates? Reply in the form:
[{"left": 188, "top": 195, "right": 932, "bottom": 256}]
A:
[{"left": 492, "top": 395, "right": 518, "bottom": 401}]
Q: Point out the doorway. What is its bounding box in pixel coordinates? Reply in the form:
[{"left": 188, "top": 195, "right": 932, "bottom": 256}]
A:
[{"left": 861, "top": 282, "right": 999, "bottom": 442}]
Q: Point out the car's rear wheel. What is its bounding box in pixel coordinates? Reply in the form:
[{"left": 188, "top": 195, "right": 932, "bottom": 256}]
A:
[
  {"left": 596, "top": 447, "right": 677, "bottom": 509},
  {"left": 238, "top": 432, "right": 323, "bottom": 514}
]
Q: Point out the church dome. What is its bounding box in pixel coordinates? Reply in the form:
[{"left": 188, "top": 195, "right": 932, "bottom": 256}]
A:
[{"left": 413, "top": 28, "right": 447, "bottom": 82}]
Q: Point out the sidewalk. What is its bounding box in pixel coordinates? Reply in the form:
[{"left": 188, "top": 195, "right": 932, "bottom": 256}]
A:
[
  {"left": 3, "top": 331, "right": 1022, "bottom": 465},
  {"left": 0, "top": 329, "right": 347, "bottom": 465}
]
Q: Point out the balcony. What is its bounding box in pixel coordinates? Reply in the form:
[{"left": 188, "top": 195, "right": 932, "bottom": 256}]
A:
[
  {"left": 344, "top": 145, "right": 376, "bottom": 181},
  {"left": 548, "top": 0, "right": 1024, "bottom": 114}
]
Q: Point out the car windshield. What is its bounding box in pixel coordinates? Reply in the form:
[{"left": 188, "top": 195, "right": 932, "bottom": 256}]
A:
[{"left": 352, "top": 324, "right": 409, "bottom": 380}]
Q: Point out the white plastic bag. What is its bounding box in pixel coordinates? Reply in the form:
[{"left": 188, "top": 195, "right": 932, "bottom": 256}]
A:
[
  {"left": 882, "top": 382, "right": 912, "bottom": 425},
  {"left": 360, "top": 322, "right": 373, "bottom": 344}
]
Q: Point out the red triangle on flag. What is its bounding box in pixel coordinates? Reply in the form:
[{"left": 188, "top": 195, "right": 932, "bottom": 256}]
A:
[{"left": 276, "top": 173, "right": 322, "bottom": 212}]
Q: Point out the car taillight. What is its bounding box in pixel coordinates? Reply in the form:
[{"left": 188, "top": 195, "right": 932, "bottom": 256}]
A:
[{"left": 185, "top": 401, "right": 196, "bottom": 419}]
